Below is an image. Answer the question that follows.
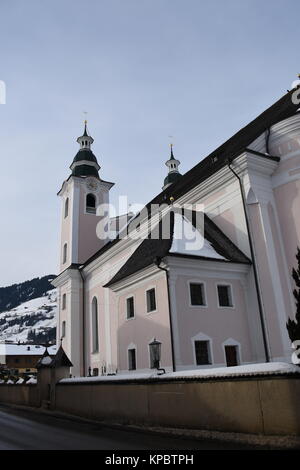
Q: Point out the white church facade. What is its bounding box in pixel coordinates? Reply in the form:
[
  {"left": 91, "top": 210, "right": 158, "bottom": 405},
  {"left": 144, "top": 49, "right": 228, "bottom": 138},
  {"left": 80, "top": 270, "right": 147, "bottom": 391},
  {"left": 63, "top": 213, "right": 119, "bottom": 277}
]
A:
[{"left": 53, "top": 88, "right": 300, "bottom": 377}]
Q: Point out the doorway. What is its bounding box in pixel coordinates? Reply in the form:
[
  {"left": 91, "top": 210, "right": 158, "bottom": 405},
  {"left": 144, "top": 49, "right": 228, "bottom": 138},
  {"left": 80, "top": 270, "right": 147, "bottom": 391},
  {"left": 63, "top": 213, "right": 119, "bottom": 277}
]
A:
[{"left": 225, "top": 345, "right": 239, "bottom": 367}]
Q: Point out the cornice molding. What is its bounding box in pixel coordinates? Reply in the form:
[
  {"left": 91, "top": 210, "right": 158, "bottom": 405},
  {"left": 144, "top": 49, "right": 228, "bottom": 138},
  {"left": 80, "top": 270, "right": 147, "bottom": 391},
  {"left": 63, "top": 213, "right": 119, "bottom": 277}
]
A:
[
  {"left": 52, "top": 267, "right": 82, "bottom": 287},
  {"left": 232, "top": 152, "right": 278, "bottom": 178},
  {"left": 70, "top": 160, "right": 100, "bottom": 171},
  {"left": 269, "top": 113, "right": 300, "bottom": 143},
  {"left": 165, "top": 256, "right": 250, "bottom": 275},
  {"left": 107, "top": 264, "right": 164, "bottom": 293}
]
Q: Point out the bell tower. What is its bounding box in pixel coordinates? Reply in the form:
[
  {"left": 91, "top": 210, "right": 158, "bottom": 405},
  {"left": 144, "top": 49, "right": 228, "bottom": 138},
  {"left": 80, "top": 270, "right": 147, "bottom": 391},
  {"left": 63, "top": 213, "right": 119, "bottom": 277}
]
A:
[{"left": 58, "top": 122, "right": 114, "bottom": 272}]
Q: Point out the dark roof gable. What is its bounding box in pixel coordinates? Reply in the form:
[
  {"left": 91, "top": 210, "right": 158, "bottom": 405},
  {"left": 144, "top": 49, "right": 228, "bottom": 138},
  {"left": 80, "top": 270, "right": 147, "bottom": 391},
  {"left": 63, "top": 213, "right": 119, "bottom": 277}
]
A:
[
  {"left": 50, "top": 345, "right": 73, "bottom": 368},
  {"left": 104, "top": 209, "right": 250, "bottom": 287}
]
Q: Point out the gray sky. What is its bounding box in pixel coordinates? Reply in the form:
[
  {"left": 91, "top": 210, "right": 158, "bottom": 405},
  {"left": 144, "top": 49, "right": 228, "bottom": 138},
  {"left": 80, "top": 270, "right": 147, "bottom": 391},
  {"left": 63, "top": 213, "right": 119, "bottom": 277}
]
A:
[{"left": 0, "top": 0, "right": 299, "bottom": 286}]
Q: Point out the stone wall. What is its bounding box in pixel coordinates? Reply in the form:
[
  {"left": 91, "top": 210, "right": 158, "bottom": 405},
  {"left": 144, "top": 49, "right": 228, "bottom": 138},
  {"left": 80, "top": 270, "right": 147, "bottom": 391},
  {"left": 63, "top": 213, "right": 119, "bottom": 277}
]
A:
[
  {"left": 0, "top": 375, "right": 300, "bottom": 436},
  {"left": 54, "top": 376, "right": 300, "bottom": 436},
  {"left": 0, "top": 384, "right": 38, "bottom": 407}
]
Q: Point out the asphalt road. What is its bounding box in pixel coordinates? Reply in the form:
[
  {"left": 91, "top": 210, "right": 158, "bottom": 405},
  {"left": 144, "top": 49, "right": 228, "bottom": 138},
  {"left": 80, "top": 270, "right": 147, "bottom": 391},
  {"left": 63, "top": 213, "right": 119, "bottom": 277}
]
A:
[{"left": 0, "top": 405, "right": 262, "bottom": 450}]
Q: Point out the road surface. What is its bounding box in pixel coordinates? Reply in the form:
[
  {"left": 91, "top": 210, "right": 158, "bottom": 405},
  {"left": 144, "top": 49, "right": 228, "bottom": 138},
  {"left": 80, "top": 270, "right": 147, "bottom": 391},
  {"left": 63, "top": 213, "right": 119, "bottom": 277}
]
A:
[{"left": 0, "top": 404, "right": 262, "bottom": 450}]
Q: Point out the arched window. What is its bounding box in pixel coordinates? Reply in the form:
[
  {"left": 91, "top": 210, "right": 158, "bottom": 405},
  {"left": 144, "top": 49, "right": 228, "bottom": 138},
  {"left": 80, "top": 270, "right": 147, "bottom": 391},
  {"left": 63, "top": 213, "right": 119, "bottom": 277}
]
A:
[
  {"left": 64, "top": 198, "right": 69, "bottom": 218},
  {"left": 86, "top": 193, "right": 96, "bottom": 214},
  {"left": 62, "top": 293, "right": 66, "bottom": 310},
  {"left": 63, "top": 243, "right": 67, "bottom": 264},
  {"left": 92, "top": 297, "right": 99, "bottom": 353},
  {"left": 61, "top": 321, "right": 66, "bottom": 338}
]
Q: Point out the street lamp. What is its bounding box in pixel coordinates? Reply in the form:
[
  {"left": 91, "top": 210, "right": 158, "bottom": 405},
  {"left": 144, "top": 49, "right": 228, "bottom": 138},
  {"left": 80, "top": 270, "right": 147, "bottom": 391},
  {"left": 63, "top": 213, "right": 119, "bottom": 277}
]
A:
[{"left": 149, "top": 338, "right": 165, "bottom": 374}]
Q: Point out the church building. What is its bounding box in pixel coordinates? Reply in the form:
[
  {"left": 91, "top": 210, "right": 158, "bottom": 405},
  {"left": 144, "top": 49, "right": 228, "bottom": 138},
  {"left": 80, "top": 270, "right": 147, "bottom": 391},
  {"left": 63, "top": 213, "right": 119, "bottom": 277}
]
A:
[{"left": 53, "top": 87, "right": 300, "bottom": 376}]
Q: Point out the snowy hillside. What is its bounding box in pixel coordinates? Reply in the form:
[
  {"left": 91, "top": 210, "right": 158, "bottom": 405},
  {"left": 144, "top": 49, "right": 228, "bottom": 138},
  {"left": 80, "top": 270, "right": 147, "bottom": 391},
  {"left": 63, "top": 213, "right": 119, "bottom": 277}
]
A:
[
  {"left": 0, "top": 275, "right": 56, "bottom": 313},
  {"left": 0, "top": 289, "right": 57, "bottom": 344}
]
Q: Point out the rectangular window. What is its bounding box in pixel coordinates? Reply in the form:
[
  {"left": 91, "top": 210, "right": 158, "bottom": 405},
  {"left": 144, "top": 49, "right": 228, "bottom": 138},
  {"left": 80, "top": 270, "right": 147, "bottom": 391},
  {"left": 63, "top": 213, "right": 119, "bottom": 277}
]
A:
[
  {"left": 126, "top": 297, "right": 135, "bottom": 319},
  {"left": 217, "top": 285, "right": 233, "bottom": 307},
  {"left": 62, "top": 294, "right": 66, "bottom": 310},
  {"left": 146, "top": 288, "right": 156, "bottom": 312},
  {"left": 190, "top": 283, "right": 206, "bottom": 306},
  {"left": 194, "top": 340, "right": 211, "bottom": 365},
  {"left": 128, "top": 348, "right": 136, "bottom": 370}
]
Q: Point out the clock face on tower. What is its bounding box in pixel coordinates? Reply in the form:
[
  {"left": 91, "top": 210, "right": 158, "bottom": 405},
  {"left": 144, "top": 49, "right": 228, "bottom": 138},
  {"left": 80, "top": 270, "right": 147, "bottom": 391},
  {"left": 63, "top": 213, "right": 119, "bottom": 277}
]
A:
[{"left": 86, "top": 178, "right": 98, "bottom": 191}]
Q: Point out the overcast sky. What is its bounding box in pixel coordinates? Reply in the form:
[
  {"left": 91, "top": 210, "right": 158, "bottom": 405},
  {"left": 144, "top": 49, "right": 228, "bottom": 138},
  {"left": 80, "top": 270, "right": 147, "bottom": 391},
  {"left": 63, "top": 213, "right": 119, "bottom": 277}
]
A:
[{"left": 0, "top": 0, "right": 299, "bottom": 286}]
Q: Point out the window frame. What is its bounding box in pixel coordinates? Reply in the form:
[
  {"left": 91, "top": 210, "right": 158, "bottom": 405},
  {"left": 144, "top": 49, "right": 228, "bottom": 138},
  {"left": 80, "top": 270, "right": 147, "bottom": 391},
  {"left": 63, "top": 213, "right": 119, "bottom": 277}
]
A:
[
  {"left": 191, "top": 332, "right": 214, "bottom": 367},
  {"left": 194, "top": 340, "right": 212, "bottom": 366},
  {"left": 62, "top": 293, "right": 67, "bottom": 310},
  {"left": 145, "top": 287, "right": 157, "bottom": 314},
  {"left": 61, "top": 320, "right": 66, "bottom": 338},
  {"left": 188, "top": 281, "right": 207, "bottom": 308},
  {"left": 64, "top": 197, "right": 69, "bottom": 219},
  {"left": 126, "top": 295, "right": 135, "bottom": 320},
  {"left": 85, "top": 193, "right": 97, "bottom": 215},
  {"left": 222, "top": 338, "right": 241, "bottom": 366},
  {"left": 62, "top": 242, "right": 68, "bottom": 264},
  {"left": 216, "top": 283, "right": 234, "bottom": 308},
  {"left": 127, "top": 346, "right": 137, "bottom": 371},
  {"left": 91, "top": 296, "right": 99, "bottom": 354}
]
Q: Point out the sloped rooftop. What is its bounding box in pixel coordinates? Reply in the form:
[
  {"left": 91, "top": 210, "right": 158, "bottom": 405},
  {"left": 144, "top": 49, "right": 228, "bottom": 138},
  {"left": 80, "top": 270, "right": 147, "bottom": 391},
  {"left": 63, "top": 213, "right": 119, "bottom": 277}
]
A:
[{"left": 105, "top": 209, "right": 250, "bottom": 287}]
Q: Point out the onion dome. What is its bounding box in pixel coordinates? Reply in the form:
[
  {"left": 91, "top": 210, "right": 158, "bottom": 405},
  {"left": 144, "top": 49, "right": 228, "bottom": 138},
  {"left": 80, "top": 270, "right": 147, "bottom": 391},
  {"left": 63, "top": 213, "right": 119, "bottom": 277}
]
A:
[{"left": 70, "top": 121, "right": 100, "bottom": 178}]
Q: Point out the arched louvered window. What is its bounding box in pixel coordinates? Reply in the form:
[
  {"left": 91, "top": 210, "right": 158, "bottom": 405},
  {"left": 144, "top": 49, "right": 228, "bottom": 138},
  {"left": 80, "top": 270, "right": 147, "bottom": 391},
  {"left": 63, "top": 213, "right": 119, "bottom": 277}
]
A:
[
  {"left": 86, "top": 193, "right": 96, "bottom": 214},
  {"left": 92, "top": 297, "right": 99, "bottom": 353}
]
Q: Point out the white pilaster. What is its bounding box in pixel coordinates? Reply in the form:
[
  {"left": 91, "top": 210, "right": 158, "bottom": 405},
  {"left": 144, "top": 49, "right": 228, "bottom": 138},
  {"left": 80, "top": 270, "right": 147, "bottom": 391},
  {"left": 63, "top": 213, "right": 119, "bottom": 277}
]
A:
[{"left": 168, "top": 273, "right": 182, "bottom": 369}]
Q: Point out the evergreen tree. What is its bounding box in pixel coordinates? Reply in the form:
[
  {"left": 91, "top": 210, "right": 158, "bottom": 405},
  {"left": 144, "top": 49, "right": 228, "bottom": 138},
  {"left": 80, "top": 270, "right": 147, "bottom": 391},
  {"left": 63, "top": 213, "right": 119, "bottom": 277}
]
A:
[{"left": 286, "top": 247, "right": 300, "bottom": 342}]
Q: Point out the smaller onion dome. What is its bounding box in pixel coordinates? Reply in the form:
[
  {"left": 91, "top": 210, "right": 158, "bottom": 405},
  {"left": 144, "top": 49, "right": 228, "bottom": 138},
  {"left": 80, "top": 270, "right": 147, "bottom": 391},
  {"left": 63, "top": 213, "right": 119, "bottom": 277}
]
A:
[{"left": 162, "top": 144, "right": 182, "bottom": 190}]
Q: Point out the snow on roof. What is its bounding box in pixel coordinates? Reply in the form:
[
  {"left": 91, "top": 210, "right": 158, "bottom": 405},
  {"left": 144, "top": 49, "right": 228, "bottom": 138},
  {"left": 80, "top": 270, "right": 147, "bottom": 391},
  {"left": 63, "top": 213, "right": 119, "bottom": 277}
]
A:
[
  {"left": 0, "top": 344, "right": 57, "bottom": 356},
  {"left": 60, "top": 362, "right": 300, "bottom": 384},
  {"left": 169, "top": 213, "right": 226, "bottom": 259},
  {"left": 40, "top": 355, "right": 52, "bottom": 365},
  {"left": 26, "top": 377, "right": 37, "bottom": 384}
]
